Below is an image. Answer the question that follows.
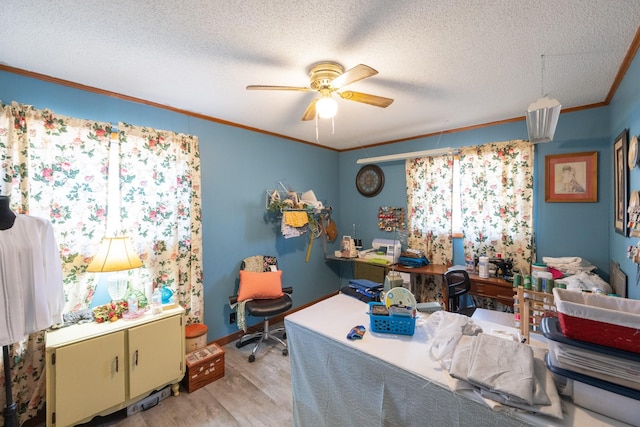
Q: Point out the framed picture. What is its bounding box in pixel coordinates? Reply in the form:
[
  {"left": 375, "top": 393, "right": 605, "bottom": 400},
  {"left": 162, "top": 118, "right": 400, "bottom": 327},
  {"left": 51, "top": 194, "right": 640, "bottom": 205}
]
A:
[
  {"left": 545, "top": 151, "right": 598, "bottom": 203},
  {"left": 614, "top": 129, "right": 629, "bottom": 235}
]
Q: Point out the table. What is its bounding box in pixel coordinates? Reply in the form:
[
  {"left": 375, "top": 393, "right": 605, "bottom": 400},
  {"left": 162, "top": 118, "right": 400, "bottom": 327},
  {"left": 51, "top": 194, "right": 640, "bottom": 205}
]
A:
[
  {"left": 327, "top": 256, "right": 514, "bottom": 310},
  {"left": 394, "top": 264, "right": 513, "bottom": 309},
  {"left": 285, "top": 294, "right": 625, "bottom": 427}
]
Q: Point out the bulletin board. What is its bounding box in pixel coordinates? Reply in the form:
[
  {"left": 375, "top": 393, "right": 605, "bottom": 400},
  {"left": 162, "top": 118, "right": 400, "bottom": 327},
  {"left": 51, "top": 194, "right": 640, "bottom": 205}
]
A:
[{"left": 378, "top": 207, "right": 405, "bottom": 231}]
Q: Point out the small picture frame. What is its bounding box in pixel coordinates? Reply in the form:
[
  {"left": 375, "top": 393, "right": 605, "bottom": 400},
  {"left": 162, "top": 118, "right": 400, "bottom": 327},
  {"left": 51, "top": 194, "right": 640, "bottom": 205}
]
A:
[
  {"left": 613, "top": 129, "right": 629, "bottom": 236},
  {"left": 545, "top": 151, "right": 598, "bottom": 203}
]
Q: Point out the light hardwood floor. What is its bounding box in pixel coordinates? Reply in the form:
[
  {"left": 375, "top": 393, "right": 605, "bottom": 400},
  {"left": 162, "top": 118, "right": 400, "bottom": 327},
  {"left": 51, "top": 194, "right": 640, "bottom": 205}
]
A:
[{"left": 43, "top": 334, "right": 293, "bottom": 427}]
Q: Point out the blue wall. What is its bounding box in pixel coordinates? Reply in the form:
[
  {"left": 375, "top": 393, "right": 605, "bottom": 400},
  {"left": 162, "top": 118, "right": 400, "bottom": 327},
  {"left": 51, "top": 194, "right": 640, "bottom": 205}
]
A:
[
  {"left": 1, "top": 48, "right": 639, "bottom": 341},
  {"left": 337, "top": 108, "right": 611, "bottom": 281},
  {"left": 610, "top": 46, "right": 640, "bottom": 297},
  {"left": 0, "top": 70, "right": 342, "bottom": 341}
]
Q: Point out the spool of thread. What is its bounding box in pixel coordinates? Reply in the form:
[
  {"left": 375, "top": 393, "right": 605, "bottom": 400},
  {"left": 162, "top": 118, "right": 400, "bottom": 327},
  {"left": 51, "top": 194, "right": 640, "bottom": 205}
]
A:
[
  {"left": 479, "top": 256, "right": 489, "bottom": 278},
  {"left": 556, "top": 282, "right": 566, "bottom": 289},
  {"left": 512, "top": 274, "right": 522, "bottom": 288},
  {"left": 534, "top": 277, "right": 543, "bottom": 292},
  {"left": 523, "top": 275, "right": 532, "bottom": 290},
  {"left": 545, "top": 278, "right": 555, "bottom": 293}
]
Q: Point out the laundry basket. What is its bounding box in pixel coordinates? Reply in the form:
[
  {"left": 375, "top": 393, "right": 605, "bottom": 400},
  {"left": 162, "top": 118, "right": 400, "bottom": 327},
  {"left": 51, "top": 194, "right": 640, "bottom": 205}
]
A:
[{"left": 553, "top": 288, "right": 640, "bottom": 353}]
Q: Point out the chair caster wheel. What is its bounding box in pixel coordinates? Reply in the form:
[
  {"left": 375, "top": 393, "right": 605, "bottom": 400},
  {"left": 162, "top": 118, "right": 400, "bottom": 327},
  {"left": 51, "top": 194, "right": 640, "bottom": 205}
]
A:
[
  {"left": 236, "top": 341, "right": 242, "bottom": 348},
  {"left": 283, "top": 332, "right": 287, "bottom": 339},
  {"left": 282, "top": 348, "right": 288, "bottom": 356},
  {"left": 248, "top": 354, "right": 255, "bottom": 363}
]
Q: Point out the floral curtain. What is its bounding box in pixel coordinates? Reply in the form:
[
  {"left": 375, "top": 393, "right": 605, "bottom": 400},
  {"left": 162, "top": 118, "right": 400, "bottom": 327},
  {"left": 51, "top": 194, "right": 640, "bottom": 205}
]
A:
[
  {"left": 406, "top": 154, "right": 454, "bottom": 265},
  {"left": 117, "top": 122, "right": 203, "bottom": 324},
  {"left": 458, "top": 140, "right": 534, "bottom": 274},
  {"left": 0, "top": 101, "right": 203, "bottom": 423}
]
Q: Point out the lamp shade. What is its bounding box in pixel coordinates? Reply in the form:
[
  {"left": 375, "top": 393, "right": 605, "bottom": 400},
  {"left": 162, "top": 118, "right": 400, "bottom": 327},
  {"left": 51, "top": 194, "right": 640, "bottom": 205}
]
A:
[
  {"left": 86, "top": 236, "right": 143, "bottom": 272},
  {"left": 526, "top": 96, "right": 561, "bottom": 143}
]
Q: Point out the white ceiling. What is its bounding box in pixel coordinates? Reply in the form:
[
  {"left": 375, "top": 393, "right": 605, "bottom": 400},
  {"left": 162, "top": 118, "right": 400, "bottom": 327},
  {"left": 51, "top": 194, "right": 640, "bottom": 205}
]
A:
[{"left": 2, "top": 1, "right": 640, "bottom": 151}]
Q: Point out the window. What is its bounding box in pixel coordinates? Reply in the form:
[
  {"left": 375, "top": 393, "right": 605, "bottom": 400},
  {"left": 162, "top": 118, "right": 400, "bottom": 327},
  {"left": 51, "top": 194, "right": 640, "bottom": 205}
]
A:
[{"left": 407, "top": 140, "right": 534, "bottom": 273}]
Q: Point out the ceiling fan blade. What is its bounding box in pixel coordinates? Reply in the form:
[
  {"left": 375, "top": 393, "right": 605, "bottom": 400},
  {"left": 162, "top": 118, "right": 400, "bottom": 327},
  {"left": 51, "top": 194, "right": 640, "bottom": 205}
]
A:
[
  {"left": 246, "top": 85, "right": 311, "bottom": 91},
  {"left": 301, "top": 99, "right": 317, "bottom": 121},
  {"left": 330, "top": 64, "right": 378, "bottom": 89},
  {"left": 339, "top": 91, "right": 394, "bottom": 108}
]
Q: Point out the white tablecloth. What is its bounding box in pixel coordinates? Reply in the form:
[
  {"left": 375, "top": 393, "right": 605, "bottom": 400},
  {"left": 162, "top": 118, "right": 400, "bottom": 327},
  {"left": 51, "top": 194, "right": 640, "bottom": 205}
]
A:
[{"left": 285, "top": 294, "right": 629, "bottom": 427}]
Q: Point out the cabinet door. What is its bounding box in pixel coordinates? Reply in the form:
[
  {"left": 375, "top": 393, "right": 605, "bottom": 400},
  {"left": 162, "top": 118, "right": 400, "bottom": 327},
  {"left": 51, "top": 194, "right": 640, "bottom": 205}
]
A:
[
  {"left": 128, "top": 315, "right": 183, "bottom": 398},
  {"left": 53, "top": 331, "right": 125, "bottom": 427}
]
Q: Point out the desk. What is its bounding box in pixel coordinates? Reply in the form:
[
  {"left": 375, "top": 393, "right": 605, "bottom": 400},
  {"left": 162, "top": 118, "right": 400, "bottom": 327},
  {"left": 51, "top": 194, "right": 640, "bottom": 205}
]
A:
[
  {"left": 394, "top": 264, "right": 514, "bottom": 310},
  {"left": 285, "top": 294, "right": 624, "bottom": 427},
  {"left": 328, "top": 257, "right": 515, "bottom": 310}
]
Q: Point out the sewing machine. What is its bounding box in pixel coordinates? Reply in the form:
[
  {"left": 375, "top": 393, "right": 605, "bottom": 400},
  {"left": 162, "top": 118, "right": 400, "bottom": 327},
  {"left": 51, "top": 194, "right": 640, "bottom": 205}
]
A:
[
  {"left": 489, "top": 257, "right": 514, "bottom": 280},
  {"left": 359, "top": 238, "right": 402, "bottom": 264},
  {"left": 473, "top": 256, "right": 514, "bottom": 280}
]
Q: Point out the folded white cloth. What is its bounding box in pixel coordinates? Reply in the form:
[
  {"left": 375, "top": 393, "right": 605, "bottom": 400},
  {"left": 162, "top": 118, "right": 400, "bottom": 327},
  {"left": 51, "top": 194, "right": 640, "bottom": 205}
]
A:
[
  {"left": 448, "top": 335, "right": 563, "bottom": 419},
  {"left": 476, "top": 347, "right": 564, "bottom": 420},
  {"left": 466, "top": 334, "right": 535, "bottom": 405},
  {"left": 542, "top": 256, "right": 583, "bottom": 265}
]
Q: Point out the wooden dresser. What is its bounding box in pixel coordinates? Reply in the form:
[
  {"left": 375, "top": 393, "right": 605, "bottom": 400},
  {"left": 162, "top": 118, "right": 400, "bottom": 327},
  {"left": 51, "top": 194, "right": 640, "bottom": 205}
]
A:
[{"left": 467, "top": 274, "right": 514, "bottom": 307}]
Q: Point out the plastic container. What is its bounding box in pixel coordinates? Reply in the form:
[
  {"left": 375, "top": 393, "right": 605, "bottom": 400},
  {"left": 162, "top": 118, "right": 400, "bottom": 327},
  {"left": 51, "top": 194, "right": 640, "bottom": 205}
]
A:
[
  {"left": 553, "top": 288, "right": 640, "bottom": 353},
  {"left": 531, "top": 262, "right": 547, "bottom": 278},
  {"left": 545, "top": 353, "right": 640, "bottom": 426},
  {"left": 541, "top": 317, "right": 640, "bottom": 390},
  {"left": 127, "top": 293, "right": 138, "bottom": 313},
  {"left": 151, "top": 287, "right": 163, "bottom": 314},
  {"left": 478, "top": 256, "right": 489, "bottom": 278},
  {"left": 368, "top": 302, "right": 415, "bottom": 336}
]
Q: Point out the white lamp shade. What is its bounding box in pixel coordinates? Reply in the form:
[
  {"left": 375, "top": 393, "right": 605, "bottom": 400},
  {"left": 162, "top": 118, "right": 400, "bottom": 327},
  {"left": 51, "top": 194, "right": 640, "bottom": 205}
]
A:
[
  {"left": 526, "top": 96, "right": 561, "bottom": 143},
  {"left": 316, "top": 96, "right": 338, "bottom": 119},
  {"left": 87, "top": 236, "right": 143, "bottom": 272}
]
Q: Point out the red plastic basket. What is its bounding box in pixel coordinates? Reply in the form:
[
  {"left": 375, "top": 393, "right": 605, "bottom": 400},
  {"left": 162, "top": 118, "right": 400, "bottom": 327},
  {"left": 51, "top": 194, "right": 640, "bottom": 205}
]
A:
[
  {"left": 557, "top": 312, "right": 640, "bottom": 354},
  {"left": 553, "top": 288, "right": 640, "bottom": 354}
]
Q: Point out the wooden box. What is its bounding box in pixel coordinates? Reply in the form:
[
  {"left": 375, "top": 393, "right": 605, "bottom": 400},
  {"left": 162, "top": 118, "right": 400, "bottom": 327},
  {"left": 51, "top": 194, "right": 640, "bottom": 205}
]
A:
[{"left": 182, "top": 343, "right": 225, "bottom": 392}]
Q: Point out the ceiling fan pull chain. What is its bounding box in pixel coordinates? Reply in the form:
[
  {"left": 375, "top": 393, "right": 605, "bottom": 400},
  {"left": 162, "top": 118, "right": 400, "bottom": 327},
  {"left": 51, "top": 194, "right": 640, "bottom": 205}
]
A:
[
  {"left": 331, "top": 116, "right": 335, "bottom": 134},
  {"left": 315, "top": 115, "right": 319, "bottom": 143}
]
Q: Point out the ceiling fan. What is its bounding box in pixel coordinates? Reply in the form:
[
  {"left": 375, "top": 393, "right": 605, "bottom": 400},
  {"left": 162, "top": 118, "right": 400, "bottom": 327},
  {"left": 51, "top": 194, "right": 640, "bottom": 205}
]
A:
[{"left": 246, "top": 62, "right": 394, "bottom": 121}]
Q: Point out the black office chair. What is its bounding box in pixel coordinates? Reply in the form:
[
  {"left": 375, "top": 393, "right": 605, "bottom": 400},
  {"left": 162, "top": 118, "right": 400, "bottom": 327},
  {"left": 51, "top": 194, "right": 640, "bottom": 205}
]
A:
[
  {"left": 444, "top": 269, "right": 476, "bottom": 316},
  {"left": 229, "top": 255, "right": 293, "bottom": 363}
]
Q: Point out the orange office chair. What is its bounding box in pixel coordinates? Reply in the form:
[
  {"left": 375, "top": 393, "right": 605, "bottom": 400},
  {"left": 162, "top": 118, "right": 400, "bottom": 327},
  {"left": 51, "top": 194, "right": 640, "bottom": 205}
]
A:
[
  {"left": 444, "top": 269, "right": 476, "bottom": 316},
  {"left": 229, "top": 255, "right": 293, "bottom": 362}
]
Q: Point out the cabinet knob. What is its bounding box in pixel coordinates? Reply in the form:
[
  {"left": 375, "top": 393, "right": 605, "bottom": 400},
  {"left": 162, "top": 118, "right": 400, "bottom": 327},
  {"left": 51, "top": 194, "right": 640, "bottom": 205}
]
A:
[{"left": 115, "top": 356, "right": 119, "bottom": 372}]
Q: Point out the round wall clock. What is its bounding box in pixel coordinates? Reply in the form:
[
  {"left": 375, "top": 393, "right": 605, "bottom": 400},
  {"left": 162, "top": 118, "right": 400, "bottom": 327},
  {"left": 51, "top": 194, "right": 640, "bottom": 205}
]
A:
[
  {"left": 629, "top": 135, "right": 639, "bottom": 169},
  {"left": 356, "top": 164, "right": 385, "bottom": 197}
]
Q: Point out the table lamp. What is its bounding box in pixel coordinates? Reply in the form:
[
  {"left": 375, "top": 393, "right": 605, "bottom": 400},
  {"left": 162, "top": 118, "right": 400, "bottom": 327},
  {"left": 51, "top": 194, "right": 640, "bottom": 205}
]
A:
[{"left": 87, "top": 236, "right": 143, "bottom": 302}]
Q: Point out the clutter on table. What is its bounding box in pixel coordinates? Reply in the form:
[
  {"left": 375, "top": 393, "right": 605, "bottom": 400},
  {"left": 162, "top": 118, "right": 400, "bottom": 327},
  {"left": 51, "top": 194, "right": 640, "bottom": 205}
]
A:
[
  {"left": 367, "top": 287, "right": 418, "bottom": 336},
  {"left": 541, "top": 301, "right": 640, "bottom": 425}
]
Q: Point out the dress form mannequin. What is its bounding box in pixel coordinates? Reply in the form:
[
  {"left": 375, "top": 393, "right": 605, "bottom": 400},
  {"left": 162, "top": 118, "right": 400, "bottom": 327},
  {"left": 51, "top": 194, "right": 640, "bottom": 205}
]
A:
[
  {"left": 0, "top": 196, "right": 18, "bottom": 427},
  {"left": 0, "top": 196, "right": 16, "bottom": 230}
]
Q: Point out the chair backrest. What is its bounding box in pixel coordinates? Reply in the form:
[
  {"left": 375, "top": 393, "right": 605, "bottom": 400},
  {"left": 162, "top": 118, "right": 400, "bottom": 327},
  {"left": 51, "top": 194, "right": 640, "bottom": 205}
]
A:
[
  {"left": 241, "top": 255, "right": 278, "bottom": 273},
  {"left": 444, "top": 269, "right": 471, "bottom": 311}
]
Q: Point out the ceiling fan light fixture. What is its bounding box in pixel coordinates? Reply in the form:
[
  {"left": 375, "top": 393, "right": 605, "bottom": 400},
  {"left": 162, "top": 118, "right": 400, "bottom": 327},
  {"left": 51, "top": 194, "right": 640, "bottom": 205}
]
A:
[
  {"left": 526, "top": 96, "right": 561, "bottom": 143},
  {"left": 316, "top": 95, "right": 337, "bottom": 119}
]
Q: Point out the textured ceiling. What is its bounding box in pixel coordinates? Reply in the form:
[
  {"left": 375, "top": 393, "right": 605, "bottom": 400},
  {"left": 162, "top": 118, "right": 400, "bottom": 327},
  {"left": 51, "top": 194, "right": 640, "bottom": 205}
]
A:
[{"left": 1, "top": 1, "right": 640, "bottom": 150}]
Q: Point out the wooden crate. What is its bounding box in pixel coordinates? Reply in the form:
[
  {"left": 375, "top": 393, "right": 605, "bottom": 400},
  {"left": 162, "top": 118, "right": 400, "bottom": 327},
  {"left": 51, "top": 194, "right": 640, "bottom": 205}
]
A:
[{"left": 182, "top": 343, "right": 225, "bottom": 393}]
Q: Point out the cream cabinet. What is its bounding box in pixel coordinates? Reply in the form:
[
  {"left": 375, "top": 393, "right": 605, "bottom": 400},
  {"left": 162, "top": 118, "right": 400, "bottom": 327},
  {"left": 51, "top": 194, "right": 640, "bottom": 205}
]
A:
[{"left": 45, "top": 307, "right": 185, "bottom": 427}]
